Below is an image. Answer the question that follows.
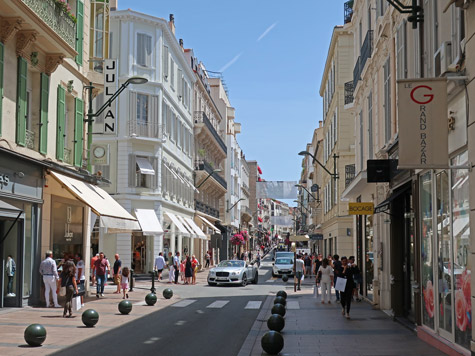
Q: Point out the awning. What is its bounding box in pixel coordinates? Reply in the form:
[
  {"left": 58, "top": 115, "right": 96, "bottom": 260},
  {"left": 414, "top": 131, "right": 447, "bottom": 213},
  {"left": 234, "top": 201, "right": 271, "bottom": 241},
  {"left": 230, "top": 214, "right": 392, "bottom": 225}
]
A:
[
  {"left": 374, "top": 187, "right": 410, "bottom": 214},
  {"left": 184, "top": 217, "right": 207, "bottom": 239},
  {"left": 290, "top": 235, "right": 310, "bottom": 242},
  {"left": 164, "top": 212, "right": 190, "bottom": 236},
  {"left": 136, "top": 157, "right": 155, "bottom": 175},
  {"left": 134, "top": 209, "right": 164, "bottom": 235},
  {"left": 197, "top": 215, "right": 221, "bottom": 234},
  {"left": 51, "top": 171, "right": 140, "bottom": 232},
  {"left": 0, "top": 199, "right": 24, "bottom": 219},
  {"left": 175, "top": 215, "right": 197, "bottom": 238}
]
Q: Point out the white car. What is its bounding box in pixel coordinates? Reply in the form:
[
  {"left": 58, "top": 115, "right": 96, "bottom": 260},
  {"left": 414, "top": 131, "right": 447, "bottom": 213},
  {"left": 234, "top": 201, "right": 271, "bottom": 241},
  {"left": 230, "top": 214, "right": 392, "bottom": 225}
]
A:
[
  {"left": 208, "top": 260, "right": 258, "bottom": 286},
  {"left": 272, "top": 256, "right": 294, "bottom": 277}
]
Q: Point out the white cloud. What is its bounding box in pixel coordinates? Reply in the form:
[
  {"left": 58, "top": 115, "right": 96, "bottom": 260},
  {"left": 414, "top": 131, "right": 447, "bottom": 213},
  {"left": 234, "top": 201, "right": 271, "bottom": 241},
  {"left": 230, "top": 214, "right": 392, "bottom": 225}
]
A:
[
  {"left": 257, "top": 22, "right": 278, "bottom": 42},
  {"left": 219, "top": 52, "right": 243, "bottom": 72}
]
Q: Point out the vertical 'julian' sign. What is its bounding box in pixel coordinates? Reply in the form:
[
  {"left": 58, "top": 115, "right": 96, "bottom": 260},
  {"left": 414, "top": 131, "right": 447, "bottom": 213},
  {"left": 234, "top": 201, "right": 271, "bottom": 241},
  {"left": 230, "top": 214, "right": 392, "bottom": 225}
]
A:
[
  {"left": 397, "top": 78, "right": 448, "bottom": 168},
  {"left": 103, "top": 59, "right": 118, "bottom": 134}
]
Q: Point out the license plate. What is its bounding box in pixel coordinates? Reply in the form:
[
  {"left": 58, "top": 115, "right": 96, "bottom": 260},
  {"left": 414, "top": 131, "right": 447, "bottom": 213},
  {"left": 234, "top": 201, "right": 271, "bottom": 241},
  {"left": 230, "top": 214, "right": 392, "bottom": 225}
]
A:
[{"left": 217, "top": 277, "right": 227, "bottom": 281}]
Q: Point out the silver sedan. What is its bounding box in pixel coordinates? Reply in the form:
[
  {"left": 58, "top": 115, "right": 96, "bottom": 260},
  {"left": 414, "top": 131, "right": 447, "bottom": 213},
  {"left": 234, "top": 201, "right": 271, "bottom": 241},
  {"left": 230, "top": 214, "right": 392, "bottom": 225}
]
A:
[{"left": 207, "top": 260, "right": 258, "bottom": 286}]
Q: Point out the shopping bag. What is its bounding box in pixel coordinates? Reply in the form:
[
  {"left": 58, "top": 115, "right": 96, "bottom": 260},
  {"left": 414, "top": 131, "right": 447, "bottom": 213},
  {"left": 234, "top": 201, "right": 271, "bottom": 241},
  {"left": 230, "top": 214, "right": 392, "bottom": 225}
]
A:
[
  {"left": 73, "top": 296, "right": 82, "bottom": 311},
  {"left": 301, "top": 274, "right": 305, "bottom": 282},
  {"left": 313, "top": 285, "right": 319, "bottom": 298},
  {"left": 335, "top": 277, "right": 347, "bottom": 292}
]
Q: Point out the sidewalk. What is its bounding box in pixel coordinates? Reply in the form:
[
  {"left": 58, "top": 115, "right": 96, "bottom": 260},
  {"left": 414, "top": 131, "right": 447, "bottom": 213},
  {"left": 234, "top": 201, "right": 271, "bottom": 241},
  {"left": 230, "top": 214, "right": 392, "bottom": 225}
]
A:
[
  {"left": 0, "top": 270, "right": 210, "bottom": 356},
  {"left": 239, "top": 283, "right": 447, "bottom": 356}
]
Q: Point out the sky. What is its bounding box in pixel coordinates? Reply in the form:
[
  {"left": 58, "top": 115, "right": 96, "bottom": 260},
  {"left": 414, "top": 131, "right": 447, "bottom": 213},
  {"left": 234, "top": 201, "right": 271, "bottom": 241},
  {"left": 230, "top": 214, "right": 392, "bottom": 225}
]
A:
[{"left": 118, "top": 0, "right": 347, "bottom": 185}]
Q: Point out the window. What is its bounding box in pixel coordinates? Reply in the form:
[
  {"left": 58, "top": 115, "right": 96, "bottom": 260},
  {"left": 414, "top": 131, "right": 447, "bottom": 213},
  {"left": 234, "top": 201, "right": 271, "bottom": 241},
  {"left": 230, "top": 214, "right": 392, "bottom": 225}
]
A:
[
  {"left": 137, "top": 94, "right": 148, "bottom": 124},
  {"left": 383, "top": 58, "right": 391, "bottom": 143},
  {"left": 162, "top": 101, "right": 167, "bottom": 135},
  {"left": 177, "top": 119, "right": 182, "bottom": 148},
  {"left": 163, "top": 45, "right": 169, "bottom": 80},
  {"left": 396, "top": 21, "right": 407, "bottom": 79},
  {"left": 90, "top": 0, "right": 110, "bottom": 72},
  {"left": 75, "top": 1, "right": 84, "bottom": 65},
  {"left": 359, "top": 111, "right": 364, "bottom": 170},
  {"left": 170, "top": 59, "right": 175, "bottom": 89},
  {"left": 173, "top": 113, "right": 178, "bottom": 142},
  {"left": 137, "top": 33, "right": 152, "bottom": 67},
  {"left": 368, "top": 92, "right": 373, "bottom": 159},
  {"left": 130, "top": 155, "right": 157, "bottom": 188}
]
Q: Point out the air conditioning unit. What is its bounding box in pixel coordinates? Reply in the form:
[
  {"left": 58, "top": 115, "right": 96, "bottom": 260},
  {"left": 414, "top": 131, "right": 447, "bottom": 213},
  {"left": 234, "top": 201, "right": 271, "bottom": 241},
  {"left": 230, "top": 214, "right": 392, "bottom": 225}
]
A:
[{"left": 434, "top": 41, "right": 452, "bottom": 77}]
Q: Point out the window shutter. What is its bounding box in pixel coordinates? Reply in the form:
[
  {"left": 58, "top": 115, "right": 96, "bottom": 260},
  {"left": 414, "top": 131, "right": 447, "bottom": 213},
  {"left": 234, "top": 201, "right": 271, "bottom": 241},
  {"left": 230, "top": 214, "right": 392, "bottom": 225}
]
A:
[
  {"left": 137, "top": 33, "right": 144, "bottom": 66},
  {"left": 39, "top": 73, "right": 49, "bottom": 154},
  {"left": 170, "top": 60, "right": 175, "bottom": 88},
  {"left": 0, "top": 42, "right": 4, "bottom": 135},
  {"left": 152, "top": 157, "right": 158, "bottom": 189},
  {"left": 167, "top": 105, "right": 171, "bottom": 136},
  {"left": 74, "top": 98, "right": 84, "bottom": 167},
  {"left": 163, "top": 46, "right": 169, "bottom": 79},
  {"left": 56, "top": 85, "right": 66, "bottom": 160},
  {"left": 129, "top": 154, "right": 136, "bottom": 187},
  {"left": 162, "top": 100, "right": 167, "bottom": 134},
  {"left": 16, "top": 57, "right": 27, "bottom": 146},
  {"left": 177, "top": 69, "right": 183, "bottom": 100},
  {"left": 76, "top": 1, "right": 84, "bottom": 65}
]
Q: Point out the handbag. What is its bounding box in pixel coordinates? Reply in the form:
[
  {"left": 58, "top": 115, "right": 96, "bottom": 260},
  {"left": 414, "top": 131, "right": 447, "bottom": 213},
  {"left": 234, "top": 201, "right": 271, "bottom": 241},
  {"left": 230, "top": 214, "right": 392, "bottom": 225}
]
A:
[
  {"left": 59, "top": 286, "right": 66, "bottom": 297},
  {"left": 335, "top": 277, "right": 347, "bottom": 292}
]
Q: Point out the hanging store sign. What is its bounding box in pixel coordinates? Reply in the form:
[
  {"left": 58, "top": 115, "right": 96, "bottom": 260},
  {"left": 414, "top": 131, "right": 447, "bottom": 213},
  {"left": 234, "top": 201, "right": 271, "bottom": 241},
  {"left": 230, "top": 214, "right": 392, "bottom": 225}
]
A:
[
  {"left": 102, "top": 59, "right": 118, "bottom": 134},
  {"left": 397, "top": 78, "right": 448, "bottom": 168},
  {"left": 348, "top": 202, "right": 374, "bottom": 215}
]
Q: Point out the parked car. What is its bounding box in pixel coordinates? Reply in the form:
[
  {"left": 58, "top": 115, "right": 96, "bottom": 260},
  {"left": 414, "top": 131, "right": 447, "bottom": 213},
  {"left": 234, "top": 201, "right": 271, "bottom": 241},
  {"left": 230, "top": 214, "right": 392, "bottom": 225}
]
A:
[
  {"left": 272, "top": 256, "right": 294, "bottom": 278},
  {"left": 207, "top": 260, "right": 258, "bottom": 286}
]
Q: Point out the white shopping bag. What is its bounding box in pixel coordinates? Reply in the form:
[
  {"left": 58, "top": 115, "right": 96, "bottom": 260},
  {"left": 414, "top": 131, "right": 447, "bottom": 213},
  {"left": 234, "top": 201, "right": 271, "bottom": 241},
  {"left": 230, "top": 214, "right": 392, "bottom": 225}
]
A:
[
  {"left": 335, "top": 277, "right": 347, "bottom": 292},
  {"left": 301, "top": 274, "right": 305, "bottom": 282},
  {"left": 73, "top": 296, "right": 82, "bottom": 311}
]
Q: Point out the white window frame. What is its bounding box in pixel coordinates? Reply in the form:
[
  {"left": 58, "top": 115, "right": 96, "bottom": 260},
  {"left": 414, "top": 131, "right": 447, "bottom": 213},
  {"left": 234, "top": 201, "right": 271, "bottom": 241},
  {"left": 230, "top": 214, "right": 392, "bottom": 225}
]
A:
[{"left": 136, "top": 32, "right": 152, "bottom": 68}]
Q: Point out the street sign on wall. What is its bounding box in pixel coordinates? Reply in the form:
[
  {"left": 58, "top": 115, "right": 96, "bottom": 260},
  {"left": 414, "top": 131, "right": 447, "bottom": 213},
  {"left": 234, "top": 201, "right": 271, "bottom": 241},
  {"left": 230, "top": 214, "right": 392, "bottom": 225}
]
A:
[
  {"left": 397, "top": 78, "right": 448, "bottom": 169},
  {"left": 348, "top": 202, "right": 374, "bottom": 215},
  {"left": 102, "top": 59, "right": 118, "bottom": 134}
]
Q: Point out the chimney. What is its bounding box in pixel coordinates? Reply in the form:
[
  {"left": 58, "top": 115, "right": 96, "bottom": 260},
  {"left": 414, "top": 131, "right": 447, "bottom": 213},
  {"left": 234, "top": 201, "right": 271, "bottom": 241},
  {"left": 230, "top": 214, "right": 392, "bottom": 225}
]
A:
[
  {"left": 169, "top": 14, "right": 175, "bottom": 35},
  {"left": 110, "top": 0, "right": 117, "bottom": 10},
  {"left": 319, "top": 120, "right": 322, "bottom": 128},
  {"left": 179, "top": 39, "right": 184, "bottom": 48}
]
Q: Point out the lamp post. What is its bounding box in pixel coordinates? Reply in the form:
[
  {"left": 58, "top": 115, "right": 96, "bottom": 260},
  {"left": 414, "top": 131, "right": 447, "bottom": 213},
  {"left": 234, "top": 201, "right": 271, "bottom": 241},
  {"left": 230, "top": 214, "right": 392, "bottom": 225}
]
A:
[
  {"left": 227, "top": 198, "right": 244, "bottom": 213},
  {"left": 85, "top": 76, "right": 148, "bottom": 171},
  {"left": 298, "top": 150, "right": 338, "bottom": 181},
  {"left": 195, "top": 168, "right": 223, "bottom": 189},
  {"left": 295, "top": 184, "right": 319, "bottom": 203}
]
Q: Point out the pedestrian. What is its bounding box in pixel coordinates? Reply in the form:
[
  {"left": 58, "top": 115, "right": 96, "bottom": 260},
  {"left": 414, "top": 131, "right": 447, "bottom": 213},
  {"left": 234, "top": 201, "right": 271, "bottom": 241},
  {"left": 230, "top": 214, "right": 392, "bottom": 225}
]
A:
[
  {"left": 154, "top": 252, "right": 166, "bottom": 281},
  {"left": 39, "top": 250, "right": 61, "bottom": 308},
  {"left": 5, "top": 255, "right": 16, "bottom": 297},
  {"left": 317, "top": 258, "right": 334, "bottom": 304},
  {"left": 113, "top": 254, "right": 122, "bottom": 294},
  {"left": 184, "top": 256, "right": 192, "bottom": 285},
  {"left": 339, "top": 256, "right": 356, "bottom": 319},
  {"left": 248, "top": 251, "right": 252, "bottom": 262},
  {"left": 91, "top": 253, "right": 99, "bottom": 286},
  {"left": 173, "top": 252, "right": 180, "bottom": 284},
  {"left": 294, "top": 254, "right": 305, "bottom": 291},
  {"left": 304, "top": 253, "right": 312, "bottom": 276},
  {"left": 191, "top": 255, "right": 199, "bottom": 285},
  {"left": 256, "top": 252, "right": 261, "bottom": 268},
  {"left": 121, "top": 267, "right": 130, "bottom": 299},
  {"left": 240, "top": 252, "right": 245, "bottom": 261},
  {"left": 332, "top": 254, "right": 342, "bottom": 301},
  {"left": 167, "top": 252, "right": 174, "bottom": 283},
  {"left": 75, "top": 254, "right": 85, "bottom": 307},
  {"left": 57, "top": 260, "right": 78, "bottom": 318},
  {"left": 349, "top": 256, "right": 362, "bottom": 301},
  {"left": 104, "top": 255, "right": 111, "bottom": 287},
  {"left": 314, "top": 254, "right": 322, "bottom": 276},
  {"left": 93, "top": 252, "right": 108, "bottom": 298},
  {"left": 180, "top": 258, "right": 186, "bottom": 282},
  {"left": 205, "top": 251, "right": 210, "bottom": 268}
]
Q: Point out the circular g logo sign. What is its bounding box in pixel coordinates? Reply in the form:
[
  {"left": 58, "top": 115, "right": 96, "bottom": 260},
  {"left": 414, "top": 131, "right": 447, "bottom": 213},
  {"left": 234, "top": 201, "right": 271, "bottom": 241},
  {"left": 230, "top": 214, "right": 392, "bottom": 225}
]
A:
[{"left": 410, "top": 85, "right": 434, "bottom": 105}]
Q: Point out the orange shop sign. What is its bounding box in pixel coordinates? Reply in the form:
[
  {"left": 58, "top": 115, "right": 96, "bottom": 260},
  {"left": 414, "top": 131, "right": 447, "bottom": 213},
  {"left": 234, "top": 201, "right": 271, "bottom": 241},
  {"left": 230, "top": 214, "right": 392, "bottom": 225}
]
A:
[{"left": 348, "top": 202, "right": 374, "bottom": 215}]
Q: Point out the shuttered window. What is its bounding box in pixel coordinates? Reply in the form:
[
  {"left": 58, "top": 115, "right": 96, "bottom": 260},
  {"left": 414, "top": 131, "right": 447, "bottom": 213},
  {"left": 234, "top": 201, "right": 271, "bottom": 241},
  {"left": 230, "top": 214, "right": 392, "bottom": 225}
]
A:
[
  {"left": 383, "top": 58, "right": 391, "bottom": 143},
  {"left": 0, "top": 42, "right": 4, "bottom": 135},
  {"left": 16, "top": 57, "right": 27, "bottom": 146},
  {"left": 163, "top": 46, "right": 169, "bottom": 80},
  {"left": 368, "top": 92, "right": 373, "bottom": 159},
  {"left": 74, "top": 98, "right": 84, "bottom": 167},
  {"left": 76, "top": 1, "right": 84, "bottom": 65},
  {"left": 56, "top": 85, "right": 66, "bottom": 160},
  {"left": 39, "top": 73, "right": 49, "bottom": 154},
  {"left": 177, "top": 68, "right": 183, "bottom": 100},
  {"left": 137, "top": 33, "right": 152, "bottom": 67},
  {"left": 170, "top": 59, "right": 175, "bottom": 89}
]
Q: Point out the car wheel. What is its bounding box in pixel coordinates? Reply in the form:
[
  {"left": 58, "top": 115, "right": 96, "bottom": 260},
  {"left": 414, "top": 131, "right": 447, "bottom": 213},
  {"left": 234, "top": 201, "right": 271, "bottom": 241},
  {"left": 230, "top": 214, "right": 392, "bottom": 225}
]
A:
[
  {"left": 252, "top": 271, "right": 258, "bottom": 284},
  {"left": 208, "top": 281, "right": 217, "bottom": 286},
  {"left": 241, "top": 273, "right": 247, "bottom": 286},
  {"left": 272, "top": 272, "right": 276, "bottom": 278}
]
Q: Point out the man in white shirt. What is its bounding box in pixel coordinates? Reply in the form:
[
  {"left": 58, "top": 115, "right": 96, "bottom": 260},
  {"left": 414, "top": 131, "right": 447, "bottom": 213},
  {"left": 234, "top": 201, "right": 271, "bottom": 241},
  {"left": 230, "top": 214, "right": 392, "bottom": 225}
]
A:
[
  {"left": 154, "top": 252, "right": 166, "bottom": 281},
  {"left": 39, "top": 250, "right": 61, "bottom": 307},
  {"left": 294, "top": 254, "right": 305, "bottom": 291}
]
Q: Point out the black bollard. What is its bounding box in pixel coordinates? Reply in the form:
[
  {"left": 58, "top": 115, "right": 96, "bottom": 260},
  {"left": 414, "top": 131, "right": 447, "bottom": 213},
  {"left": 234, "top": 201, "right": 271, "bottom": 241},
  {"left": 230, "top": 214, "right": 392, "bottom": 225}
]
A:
[
  {"left": 150, "top": 271, "right": 156, "bottom": 294},
  {"left": 129, "top": 269, "right": 134, "bottom": 292}
]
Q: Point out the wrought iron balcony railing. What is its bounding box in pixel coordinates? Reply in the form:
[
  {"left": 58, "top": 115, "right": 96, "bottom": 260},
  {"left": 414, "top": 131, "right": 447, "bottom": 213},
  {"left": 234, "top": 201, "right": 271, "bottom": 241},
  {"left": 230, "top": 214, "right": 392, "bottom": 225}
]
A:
[
  {"left": 195, "top": 159, "right": 227, "bottom": 189},
  {"left": 194, "top": 111, "right": 227, "bottom": 153},
  {"left": 345, "top": 164, "right": 356, "bottom": 188},
  {"left": 344, "top": 81, "right": 354, "bottom": 105},
  {"left": 195, "top": 200, "right": 219, "bottom": 219},
  {"left": 353, "top": 30, "right": 373, "bottom": 90}
]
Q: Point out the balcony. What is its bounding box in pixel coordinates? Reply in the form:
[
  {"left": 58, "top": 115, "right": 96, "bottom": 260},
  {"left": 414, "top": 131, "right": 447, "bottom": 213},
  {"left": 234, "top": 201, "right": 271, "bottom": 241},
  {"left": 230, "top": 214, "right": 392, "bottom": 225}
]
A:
[
  {"left": 344, "top": 1, "right": 354, "bottom": 24},
  {"left": 353, "top": 31, "right": 373, "bottom": 89},
  {"left": 129, "top": 120, "right": 162, "bottom": 140},
  {"left": 195, "top": 200, "right": 219, "bottom": 219},
  {"left": 353, "top": 56, "right": 361, "bottom": 90},
  {"left": 344, "top": 81, "right": 354, "bottom": 105},
  {"left": 194, "top": 111, "right": 227, "bottom": 154},
  {"left": 195, "top": 159, "right": 227, "bottom": 190},
  {"left": 345, "top": 164, "right": 356, "bottom": 188}
]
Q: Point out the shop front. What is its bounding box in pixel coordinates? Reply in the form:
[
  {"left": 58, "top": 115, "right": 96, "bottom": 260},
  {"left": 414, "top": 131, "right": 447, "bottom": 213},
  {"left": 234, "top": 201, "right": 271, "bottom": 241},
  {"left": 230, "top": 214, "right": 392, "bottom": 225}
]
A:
[
  {"left": 418, "top": 151, "right": 471, "bottom": 350},
  {"left": 195, "top": 213, "right": 221, "bottom": 265}
]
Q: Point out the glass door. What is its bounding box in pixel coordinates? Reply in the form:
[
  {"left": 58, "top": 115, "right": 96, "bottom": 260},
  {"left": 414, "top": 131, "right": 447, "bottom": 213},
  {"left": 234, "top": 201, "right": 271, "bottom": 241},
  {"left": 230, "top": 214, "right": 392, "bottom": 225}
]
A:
[{"left": 1, "top": 218, "right": 22, "bottom": 307}]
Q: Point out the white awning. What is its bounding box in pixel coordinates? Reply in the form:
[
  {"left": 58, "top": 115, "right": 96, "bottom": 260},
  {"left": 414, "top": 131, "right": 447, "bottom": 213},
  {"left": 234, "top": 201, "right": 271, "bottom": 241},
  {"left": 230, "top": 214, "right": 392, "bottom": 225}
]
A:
[
  {"left": 197, "top": 215, "right": 221, "bottom": 233},
  {"left": 136, "top": 157, "right": 155, "bottom": 175},
  {"left": 51, "top": 171, "right": 140, "bottom": 232},
  {"left": 185, "top": 217, "right": 207, "bottom": 239},
  {"left": 135, "top": 209, "right": 164, "bottom": 235},
  {"left": 175, "top": 215, "right": 197, "bottom": 238},
  {"left": 164, "top": 212, "right": 190, "bottom": 236}
]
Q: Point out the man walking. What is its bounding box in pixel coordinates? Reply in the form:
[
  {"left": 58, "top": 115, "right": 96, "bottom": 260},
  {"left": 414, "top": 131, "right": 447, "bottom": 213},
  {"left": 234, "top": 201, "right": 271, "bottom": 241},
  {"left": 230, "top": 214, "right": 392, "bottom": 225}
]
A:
[
  {"left": 167, "top": 252, "right": 174, "bottom": 283},
  {"left": 205, "top": 251, "right": 210, "bottom": 268},
  {"left": 93, "top": 252, "right": 108, "bottom": 298},
  {"left": 113, "top": 254, "right": 122, "bottom": 294},
  {"left": 154, "top": 252, "right": 166, "bottom": 281},
  {"left": 173, "top": 252, "right": 180, "bottom": 284},
  {"left": 333, "top": 254, "right": 342, "bottom": 301},
  {"left": 304, "top": 253, "right": 312, "bottom": 276},
  {"left": 39, "top": 251, "right": 61, "bottom": 307},
  {"left": 295, "top": 254, "right": 305, "bottom": 291}
]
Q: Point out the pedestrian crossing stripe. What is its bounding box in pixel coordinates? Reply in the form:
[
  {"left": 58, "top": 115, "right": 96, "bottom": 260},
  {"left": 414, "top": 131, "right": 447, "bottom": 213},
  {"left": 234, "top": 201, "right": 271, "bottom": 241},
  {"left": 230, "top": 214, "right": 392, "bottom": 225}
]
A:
[
  {"left": 172, "top": 299, "right": 197, "bottom": 307},
  {"left": 206, "top": 300, "right": 229, "bottom": 308},
  {"left": 244, "top": 301, "right": 262, "bottom": 309},
  {"left": 287, "top": 300, "right": 300, "bottom": 309},
  {"left": 265, "top": 279, "right": 275, "bottom": 283}
]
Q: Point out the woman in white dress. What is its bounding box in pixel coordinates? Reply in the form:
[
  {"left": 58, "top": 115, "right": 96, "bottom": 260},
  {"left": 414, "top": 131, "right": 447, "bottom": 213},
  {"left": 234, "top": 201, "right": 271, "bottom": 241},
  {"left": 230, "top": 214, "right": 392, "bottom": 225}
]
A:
[{"left": 317, "top": 258, "right": 334, "bottom": 304}]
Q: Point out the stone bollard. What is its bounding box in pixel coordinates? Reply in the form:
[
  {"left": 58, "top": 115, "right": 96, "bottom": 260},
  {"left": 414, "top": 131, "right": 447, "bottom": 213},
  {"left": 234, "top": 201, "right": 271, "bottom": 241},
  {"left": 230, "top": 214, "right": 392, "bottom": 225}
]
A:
[
  {"left": 276, "top": 290, "right": 287, "bottom": 299},
  {"left": 24, "top": 324, "right": 47, "bottom": 347},
  {"left": 82, "top": 309, "right": 99, "bottom": 327},
  {"left": 261, "top": 330, "right": 284, "bottom": 355},
  {"left": 271, "top": 303, "right": 286, "bottom": 317},
  {"left": 163, "top": 288, "right": 173, "bottom": 299},
  {"left": 145, "top": 292, "right": 157, "bottom": 306},
  {"left": 267, "top": 314, "right": 285, "bottom": 332},
  {"left": 282, "top": 274, "right": 289, "bottom": 282},
  {"left": 274, "top": 296, "right": 286, "bottom": 307},
  {"left": 118, "top": 300, "right": 132, "bottom": 314}
]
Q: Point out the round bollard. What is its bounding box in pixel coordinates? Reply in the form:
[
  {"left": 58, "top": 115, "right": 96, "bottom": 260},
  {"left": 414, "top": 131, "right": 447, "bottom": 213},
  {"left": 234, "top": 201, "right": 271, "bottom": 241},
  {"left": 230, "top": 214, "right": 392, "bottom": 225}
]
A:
[
  {"left": 145, "top": 293, "right": 157, "bottom": 306},
  {"left": 261, "top": 330, "right": 284, "bottom": 355},
  {"left": 274, "top": 296, "right": 286, "bottom": 307},
  {"left": 276, "top": 290, "right": 287, "bottom": 299},
  {"left": 24, "top": 324, "right": 47, "bottom": 347},
  {"left": 271, "top": 303, "right": 286, "bottom": 317},
  {"left": 81, "top": 309, "right": 99, "bottom": 327},
  {"left": 163, "top": 288, "right": 173, "bottom": 299},
  {"left": 281, "top": 274, "right": 289, "bottom": 282},
  {"left": 267, "top": 314, "right": 285, "bottom": 332},
  {"left": 118, "top": 300, "right": 132, "bottom": 314}
]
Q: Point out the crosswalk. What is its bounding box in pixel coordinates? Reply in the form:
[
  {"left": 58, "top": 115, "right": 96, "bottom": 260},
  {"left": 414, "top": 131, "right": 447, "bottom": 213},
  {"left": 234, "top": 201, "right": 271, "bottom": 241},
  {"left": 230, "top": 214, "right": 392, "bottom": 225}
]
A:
[{"left": 170, "top": 299, "right": 300, "bottom": 310}]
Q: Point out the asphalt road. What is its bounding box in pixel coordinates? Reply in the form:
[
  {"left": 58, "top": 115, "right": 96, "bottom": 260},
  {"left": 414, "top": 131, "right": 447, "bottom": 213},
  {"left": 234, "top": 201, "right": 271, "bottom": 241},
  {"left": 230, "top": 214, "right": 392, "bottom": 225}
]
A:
[{"left": 54, "top": 253, "right": 280, "bottom": 356}]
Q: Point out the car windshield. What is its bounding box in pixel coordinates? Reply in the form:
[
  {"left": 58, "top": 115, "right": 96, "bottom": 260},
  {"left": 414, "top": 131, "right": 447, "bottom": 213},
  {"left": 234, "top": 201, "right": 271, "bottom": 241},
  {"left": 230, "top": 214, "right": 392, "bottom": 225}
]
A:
[
  {"left": 276, "top": 258, "right": 292, "bottom": 264},
  {"left": 217, "top": 260, "right": 245, "bottom": 268}
]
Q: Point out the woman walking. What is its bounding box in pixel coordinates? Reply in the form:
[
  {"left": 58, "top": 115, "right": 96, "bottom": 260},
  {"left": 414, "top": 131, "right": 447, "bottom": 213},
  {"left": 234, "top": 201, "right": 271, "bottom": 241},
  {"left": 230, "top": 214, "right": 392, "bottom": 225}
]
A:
[
  {"left": 184, "top": 256, "right": 193, "bottom": 285},
  {"left": 191, "top": 255, "right": 199, "bottom": 285},
  {"left": 57, "top": 261, "right": 78, "bottom": 318},
  {"left": 339, "top": 256, "right": 355, "bottom": 319},
  {"left": 317, "top": 258, "right": 334, "bottom": 304}
]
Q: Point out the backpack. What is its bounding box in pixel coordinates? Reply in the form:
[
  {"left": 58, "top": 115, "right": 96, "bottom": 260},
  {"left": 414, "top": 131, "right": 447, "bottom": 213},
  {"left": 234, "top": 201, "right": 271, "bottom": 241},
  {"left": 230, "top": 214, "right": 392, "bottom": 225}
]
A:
[{"left": 11, "top": 259, "right": 16, "bottom": 274}]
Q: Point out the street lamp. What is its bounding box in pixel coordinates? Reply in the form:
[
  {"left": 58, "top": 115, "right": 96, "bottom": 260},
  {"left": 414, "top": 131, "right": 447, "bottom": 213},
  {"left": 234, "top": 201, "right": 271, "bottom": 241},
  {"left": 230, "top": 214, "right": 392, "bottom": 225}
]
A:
[
  {"left": 227, "top": 198, "right": 244, "bottom": 212},
  {"left": 298, "top": 150, "right": 338, "bottom": 181},
  {"left": 195, "top": 168, "right": 223, "bottom": 189},
  {"left": 295, "top": 184, "right": 319, "bottom": 202},
  {"left": 85, "top": 76, "right": 148, "bottom": 170}
]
